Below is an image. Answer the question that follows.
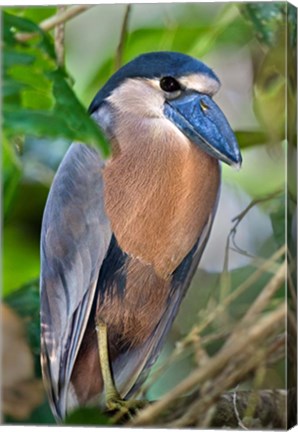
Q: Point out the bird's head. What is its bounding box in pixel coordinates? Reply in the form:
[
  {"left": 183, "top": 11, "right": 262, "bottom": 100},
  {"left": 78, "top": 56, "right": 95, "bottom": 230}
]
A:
[{"left": 89, "top": 51, "right": 242, "bottom": 168}]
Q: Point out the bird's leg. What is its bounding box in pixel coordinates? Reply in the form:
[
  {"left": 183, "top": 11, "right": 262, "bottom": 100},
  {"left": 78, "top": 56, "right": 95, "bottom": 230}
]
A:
[
  {"left": 96, "top": 319, "right": 148, "bottom": 420},
  {"left": 96, "top": 320, "right": 121, "bottom": 406}
]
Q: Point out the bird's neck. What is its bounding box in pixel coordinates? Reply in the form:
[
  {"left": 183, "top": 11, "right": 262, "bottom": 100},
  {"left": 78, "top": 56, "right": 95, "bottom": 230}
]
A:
[{"left": 103, "top": 119, "right": 220, "bottom": 278}]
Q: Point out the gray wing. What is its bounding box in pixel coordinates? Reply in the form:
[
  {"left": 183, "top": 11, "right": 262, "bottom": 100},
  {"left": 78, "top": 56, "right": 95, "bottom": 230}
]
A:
[
  {"left": 40, "top": 143, "right": 111, "bottom": 420},
  {"left": 113, "top": 191, "right": 220, "bottom": 399}
]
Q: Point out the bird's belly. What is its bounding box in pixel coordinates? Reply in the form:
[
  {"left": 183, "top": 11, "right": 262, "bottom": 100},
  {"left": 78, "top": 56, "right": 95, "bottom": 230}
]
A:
[{"left": 96, "top": 256, "right": 171, "bottom": 348}]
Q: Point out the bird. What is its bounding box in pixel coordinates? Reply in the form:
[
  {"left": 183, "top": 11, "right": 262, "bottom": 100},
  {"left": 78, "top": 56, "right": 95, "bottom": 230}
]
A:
[{"left": 40, "top": 51, "right": 242, "bottom": 422}]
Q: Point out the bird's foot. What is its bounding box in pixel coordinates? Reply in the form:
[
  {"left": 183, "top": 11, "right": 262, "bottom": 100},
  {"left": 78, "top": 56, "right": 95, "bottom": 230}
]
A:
[{"left": 106, "top": 397, "right": 148, "bottom": 423}]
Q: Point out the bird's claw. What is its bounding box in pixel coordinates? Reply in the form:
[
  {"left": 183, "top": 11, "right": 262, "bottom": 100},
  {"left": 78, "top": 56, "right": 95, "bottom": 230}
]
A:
[{"left": 106, "top": 397, "right": 148, "bottom": 422}]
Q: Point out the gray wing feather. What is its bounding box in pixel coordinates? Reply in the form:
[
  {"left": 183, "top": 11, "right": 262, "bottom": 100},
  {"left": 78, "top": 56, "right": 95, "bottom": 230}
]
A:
[{"left": 40, "top": 143, "right": 111, "bottom": 420}]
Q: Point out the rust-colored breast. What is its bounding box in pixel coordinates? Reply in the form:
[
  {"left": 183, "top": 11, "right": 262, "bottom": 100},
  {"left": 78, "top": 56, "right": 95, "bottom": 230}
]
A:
[{"left": 103, "top": 124, "right": 220, "bottom": 279}]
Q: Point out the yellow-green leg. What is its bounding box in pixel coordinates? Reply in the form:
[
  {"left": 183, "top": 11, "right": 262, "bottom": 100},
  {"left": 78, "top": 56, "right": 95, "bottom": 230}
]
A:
[
  {"left": 96, "top": 319, "right": 148, "bottom": 420},
  {"left": 96, "top": 320, "right": 121, "bottom": 407}
]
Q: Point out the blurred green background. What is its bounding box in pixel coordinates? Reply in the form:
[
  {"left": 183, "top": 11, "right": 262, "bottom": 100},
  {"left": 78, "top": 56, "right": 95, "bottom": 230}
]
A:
[{"left": 2, "top": 2, "right": 296, "bottom": 425}]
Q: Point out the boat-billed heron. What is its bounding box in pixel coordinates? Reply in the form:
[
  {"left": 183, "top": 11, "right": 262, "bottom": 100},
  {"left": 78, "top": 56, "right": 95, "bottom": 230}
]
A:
[{"left": 40, "top": 51, "right": 242, "bottom": 421}]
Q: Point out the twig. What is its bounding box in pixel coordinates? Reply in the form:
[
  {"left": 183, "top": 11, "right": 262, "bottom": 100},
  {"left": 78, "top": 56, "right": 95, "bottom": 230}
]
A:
[
  {"left": 196, "top": 245, "right": 285, "bottom": 335},
  {"left": 223, "top": 261, "right": 285, "bottom": 349},
  {"left": 130, "top": 305, "right": 285, "bottom": 426},
  {"left": 227, "top": 189, "right": 283, "bottom": 256},
  {"left": 200, "top": 404, "right": 216, "bottom": 428},
  {"left": 233, "top": 387, "right": 248, "bottom": 430},
  {"left": 139, "top": 247, "right": 285, "bottom": 396},
  {"left": 242, "top": 261, "right": 286, "bottom": 322},
  {"left": 231, "top": 189, "right": 283, "bottom": 224},
  {"left": 266, "top": 333, "right": 286, "bottom": 366},
  {"left": 114, "top": 4, "right": 131, "bottom": 71},
  {"left": 164, "top": 330, "right": 284, "bottom": 428},
  {"left": 54, "top": 6, "right": 66, "bottom": 67},
  {"left": 236, "top": 253, "right": 280, "bottom": 274},
  {"left": 16, "top": 5, "right": 93, "bottom": 42},
  {"left": 166, "top": 348, "right": 274, "bottom": 427},
  {"left": 143, "top": 389, "right": 286, "bottom": 428},
  {"left": 212, "top": 390, "right": 286, "bottom": 429}
]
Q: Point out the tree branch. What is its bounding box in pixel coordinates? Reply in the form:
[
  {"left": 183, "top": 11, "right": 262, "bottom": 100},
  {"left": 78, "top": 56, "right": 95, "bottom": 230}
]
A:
[
  {"left": 16, "top": 5, "right": 93, "bottom": 42},
  {"left": 130, "top": 305, "right": 285, "bottom": 426},
  {"left": 193, "top": 246, "right": 285, "bottom": 336},
  {"left": 114, "top": 4, "right": 131, "bottom": 71},
  {"left": 154, "top": 389, "right": 287, "bottom": 429},
  {"left": 54, "top": 6, "right": 67, "bottom": 67},
  {"left": 228, "top": 189, "right": 283, "bottom": 256},
  {"left": 225, "top": 261, "right": 286, "bottom": 348}
]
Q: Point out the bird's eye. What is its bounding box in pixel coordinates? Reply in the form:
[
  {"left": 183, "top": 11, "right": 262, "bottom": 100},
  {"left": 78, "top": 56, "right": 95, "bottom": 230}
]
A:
[
  {"left": 160, "top": 76, "right": 181, "bottom": 93},
  {"left": 200, "top": 100, "right": 209, "bottom": 112}
]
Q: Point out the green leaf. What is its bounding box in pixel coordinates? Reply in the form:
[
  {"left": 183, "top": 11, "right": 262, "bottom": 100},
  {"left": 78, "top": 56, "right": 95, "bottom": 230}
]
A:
[
  {"left": 3, "top": 12, "right": 44, "bottom": 40},
  {"left": 3, "top": 224, "right": 40, "bottom": 296},
  {"left": 189, "top": 4, "right": 250, "bottom": 58},
  {"left": 3, "top": 11, "right": 110, "bottom": 157},
  {"left": 3, "top": 48, "right": 36, "bottom": 68},
  {"left": 3, "top": 138, "right": 22, "bottom": 219},
  {"left": 22, "top": 401, "right": 56, "bottom": 425},
  {"left": 235, "top": 130, "right": 267, "bottom": 149},
  {"left": 240, "top": 3, "right": 285, "bottom": 47},
  {"left": 6, "top": 6, "right": 57, "bottom": 24},
  {"left": 64, "top": 407, "right": 110, "bottom": 425},
  {"left": 253, "top": 34, "right": 286, "bottom": 143}
]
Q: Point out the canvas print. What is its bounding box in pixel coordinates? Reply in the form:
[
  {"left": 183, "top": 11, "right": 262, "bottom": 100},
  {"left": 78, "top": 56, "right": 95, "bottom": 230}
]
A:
[{"left": 2, "top": 2, "right": 297, "bottom": 429}]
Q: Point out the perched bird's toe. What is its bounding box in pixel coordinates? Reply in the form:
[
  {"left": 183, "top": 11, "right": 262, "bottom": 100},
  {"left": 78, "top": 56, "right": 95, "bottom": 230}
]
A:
[{"left": 106, "top": 398, "right": 148, "bottom": 423}]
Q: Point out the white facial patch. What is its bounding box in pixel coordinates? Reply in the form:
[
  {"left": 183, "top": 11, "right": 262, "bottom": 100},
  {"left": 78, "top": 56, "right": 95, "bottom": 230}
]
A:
[
  {"left": 107, "top": 73, "right": 220, "bottom": 120},
  {"left": 106, "top": 77, "right": 191, "bottom": 152},
  {"left": 179, "top": 73, "right": 220, "bottom": 95},
  {"left": 107, "top": 78, "right": 164, "bottom": 119}
]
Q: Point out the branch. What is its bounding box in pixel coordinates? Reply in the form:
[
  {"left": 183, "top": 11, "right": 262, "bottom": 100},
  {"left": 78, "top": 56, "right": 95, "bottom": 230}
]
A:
[
  {"left": 114, "top": 4, "right": 131, "bottom": 71},
  {"left": 212, "top": 389, "right": 287, "bottom": 429},
  {"left": 16, "top": 5, "right": 93, "bottom": 42},
  {"left": 130, "top": 305, "right": 285, "bottom": 426},
  {"left": 195, "top": 246, "right": 285, "bottom": 335},
  {"left": 241, "top": 261, "right": 286, "bottom": 322},
  {"left": 155, "top": 389, "right": 287, "bottom": 429},
  {"left": 54, "top": 6, "right": 67, "bottom": 67},
  {"left": 137, "top": 247, "right": 286, "bottom": 399},
  {"left": 227, "top": 189, "right": 283, "bottom": 256},
  {"left": 225, "top": 261, "right": 286, "bottom": 347}
]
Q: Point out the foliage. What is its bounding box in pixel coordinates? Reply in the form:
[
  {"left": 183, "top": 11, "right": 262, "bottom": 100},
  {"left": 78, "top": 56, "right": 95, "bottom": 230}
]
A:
[
  {"left": 3, "top": 135, "right": 22, "bottom": 220},
  {"left": 64, "top": 407, "right": 110, "bottom": 425},
  {"left": 241, "top": 2, "right": 286, "bottom": 46},
  {"left": 3, "top": 11, "right": 109, "bottom": 155}
]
